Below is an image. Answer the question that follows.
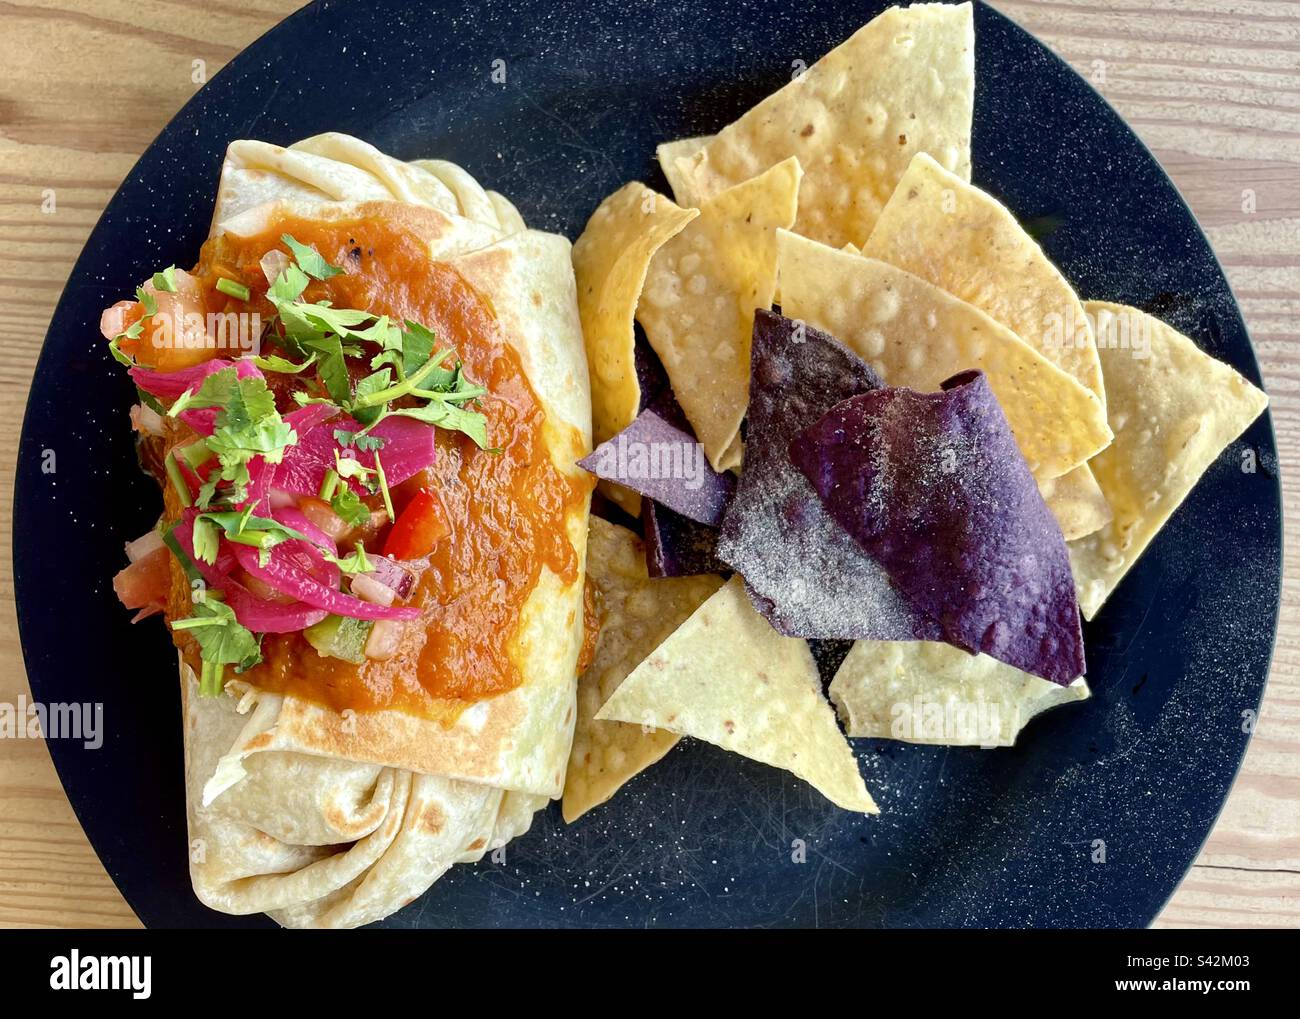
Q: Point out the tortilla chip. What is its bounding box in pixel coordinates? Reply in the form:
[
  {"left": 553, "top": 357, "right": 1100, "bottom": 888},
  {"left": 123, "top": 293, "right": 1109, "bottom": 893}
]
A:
[
  {"left": 790, "top": 371, "right": 1085, "bottom": 684},
  {"left": 1037, "top": 465, "right": 1112, "bottom": 541},
  {"left": 656, "top": 135, "right": 712, "bottom": 207},
  {"left": 595, "top": 576, "right": 876, "bottom": 813},
  {"left": 572, "top": 183, "right": 699, "bottom": 450},
  {"left": 830, "top": 640, "right": 1089, "bottom": 746},
  {"left": 717, "top": 310, "right": 939, "bottom": 641},
  {"left": 777, "top": 231, "right": 1112, "bottom": 481},
  {"left": 643, "top": 500, "right": 728, "bottom": 578},
  {"left": 637, "top": 157, "right": 802, "bottom": 471},
  {"left": 578, "top": 406, "right": 734, "bottom": 526},
  {"left": 1070, "top": 302, "right": 1268, "bottom": 619},
  {"left": 863, "top": 152, "right": 1105, "bottom": 408},
  {"left": 563, "top": 518, "right": 723, "bottom": 822},
  {"left": 677, "top": 2, "right": 974, "bottom": 249}
]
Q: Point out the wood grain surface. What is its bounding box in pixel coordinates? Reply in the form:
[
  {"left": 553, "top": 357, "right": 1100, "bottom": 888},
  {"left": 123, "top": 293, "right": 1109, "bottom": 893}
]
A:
[{"left": 0, "top": 0, "right": 1295, "bottom": 929}]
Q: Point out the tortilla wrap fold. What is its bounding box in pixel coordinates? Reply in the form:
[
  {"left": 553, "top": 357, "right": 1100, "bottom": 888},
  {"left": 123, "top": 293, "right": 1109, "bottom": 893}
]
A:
[{"left": 182, "top": 137, "right": 591, "bottom": 928}]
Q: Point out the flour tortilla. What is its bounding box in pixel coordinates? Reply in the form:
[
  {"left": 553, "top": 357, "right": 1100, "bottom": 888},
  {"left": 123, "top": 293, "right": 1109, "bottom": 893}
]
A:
[
  {"left": 676, "top": 2, "right": 974, "bottom": 249},
  {"left": 595, "top": 576, "right": 876, "bottom": 813},
  {"left": 830, "top": 640, "right": 1089, "bottom": 747},
  {"left": 211, "top": 133, "right": 519, "bottom": 236},
  {"left": 182, "top": 137, "right": 591, "bottom": 928},
  {"left": 563, "top": 518, "right": 722, "bottom": 822},
  {"left": 1070, "top": 302, "right": 1268, "bottom": 618},
  {"left": 777, "top": 231, "right": 1111, "bottom": 481},
  {"left": 637, "top": 157, "right": 801, "bottom": 471}
]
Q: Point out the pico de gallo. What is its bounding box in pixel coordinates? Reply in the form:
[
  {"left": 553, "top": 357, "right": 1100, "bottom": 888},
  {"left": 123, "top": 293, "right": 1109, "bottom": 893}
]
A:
[{"left": 106, "top": 212, "right": 586, "bottom": 713}]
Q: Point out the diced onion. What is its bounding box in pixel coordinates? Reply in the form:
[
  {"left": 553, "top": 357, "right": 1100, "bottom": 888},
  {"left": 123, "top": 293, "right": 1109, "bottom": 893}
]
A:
[
  {"left": 364, "top": 619, "right": 404, "bottom": 660},
  {"left": 260, "top": 249, "right": 291, "bottom": 285},
  {"left": 125, "top": 529, "right": 165, "bottom": 563},
  {"left": 130, "top": 403, "right": 165, "bottom": 437},
  {"left": 349, "top": 572, "right": 396, "bottom": 606}
]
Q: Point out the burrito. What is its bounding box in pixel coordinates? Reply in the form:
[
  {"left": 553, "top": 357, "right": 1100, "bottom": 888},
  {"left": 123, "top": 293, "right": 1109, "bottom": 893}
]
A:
[{"left": 104, "top": 135, "right": 593, "bottom": 928}]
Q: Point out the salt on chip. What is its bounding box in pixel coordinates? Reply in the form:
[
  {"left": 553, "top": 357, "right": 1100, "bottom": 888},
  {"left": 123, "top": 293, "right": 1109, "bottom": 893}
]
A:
[
  {"left": 563, "top": 518, "right": 723, "bottom": 822},
  {"left": 863, "top": 152, "right": 1105, "bottom": 409},
  {"left": 1070, "top": 302, "right": 1268, "bottom": 619},
  {"left": 717, "top": 310, "right": 937, "bottom": 641},
  {"left": 572, "top": 182, "right": 698, "bottom": 448},
  {"left": 790, "top": 371, "right": 1085, "bottom": 684},
  {"left": 830, "top": 640, "right": 1089, "bottom": 747},
  {"left": 636, "top": 156, "right": 802, "bottom": 472},
  {"left": 656, "top": 135, "right": 711, "bottom": 207},
  {"left": 595, "top": 575, "right": 877, "bottom": 813},
  {"left": 1037, "top": 466, "right": 1112, "bottom": 541},
  {"left": 676, "top": 2, "right": 974, "bottom": 249},
  {"left": 777, "top": 231, "right": 1112, "bottom": 481}
]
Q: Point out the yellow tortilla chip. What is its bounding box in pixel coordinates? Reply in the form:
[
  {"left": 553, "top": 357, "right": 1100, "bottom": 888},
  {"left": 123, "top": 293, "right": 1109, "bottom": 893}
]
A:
[
  {"left": 656, "top": 135, "right": 711, "bottom": 207},
  {"left": 572, "top": 183, "right": 698, "bottom": 448},
  {"left": 864, "top": 152, "right": 1106, "bottom": 408},
  {"left": 830, "top": 640, "right": 1089, "bottom": 747},
  {"left": 777, "top": 231, "right": 1112, "bottom": 481},
  {"left": 1037, "top": 465, "right": 1112, "bottom": 541},
  {"left": 678, "top": 2, "right": 973, "bottom": 249},
  {"left": 595, "top": 576, "right": 876, "bottom": 813},
  {"left": 1070, "top": 302, "right": 1268, "bottom": 619},
  {"left": 636, "top": 157, "right": 802, "bottom": 471},
  {"left": 563, "top": 519, "right": 722, "bottom": 822}
]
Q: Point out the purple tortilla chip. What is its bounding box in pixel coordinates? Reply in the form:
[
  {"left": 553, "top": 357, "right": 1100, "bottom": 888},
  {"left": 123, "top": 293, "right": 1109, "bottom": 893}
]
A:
[
  {"left": 634, "top": 330, "right": 671, "bottom": 411},
  {"left": 789, "top": 370, "right": 1085, "bottom": 685},
  {"left": 716, "top": 310, "right": 939, "bottom": 641},
  {"left": 579, "top": 408, "right": 735, "bottom": 527},
  {"left": 643, "top": 500, "right": 729, "bottom": 578}
]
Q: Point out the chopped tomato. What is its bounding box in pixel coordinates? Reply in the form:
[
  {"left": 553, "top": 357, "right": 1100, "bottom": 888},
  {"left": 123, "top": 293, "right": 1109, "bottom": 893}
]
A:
[
  {"left": 382, "top": 489, "right": 450, "bottom": 559},
  {"left": 112, "top": 546, "right": 171, "bottom": 616},
  {"left": 107, "top": 270, "right": 222, "bottom": 372},
  {"left": 296, "top": 496, "right": 352, "bottom": 542}
]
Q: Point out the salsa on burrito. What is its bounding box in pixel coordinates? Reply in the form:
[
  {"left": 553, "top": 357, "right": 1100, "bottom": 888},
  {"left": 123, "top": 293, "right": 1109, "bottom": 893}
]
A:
[{"left": 114, "top": 212, "right": 589, "bottom": 714}]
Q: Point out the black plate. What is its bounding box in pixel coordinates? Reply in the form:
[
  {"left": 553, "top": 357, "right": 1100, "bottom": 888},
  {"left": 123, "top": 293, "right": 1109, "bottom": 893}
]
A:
[{"left": 15, "top": 0, "right": 1281, "bottom": 928}]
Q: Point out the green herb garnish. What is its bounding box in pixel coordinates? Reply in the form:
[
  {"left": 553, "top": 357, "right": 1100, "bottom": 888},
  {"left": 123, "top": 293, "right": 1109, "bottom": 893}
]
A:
[
  {"left": 172, "top": 595, "right": 262, "bottom": 697},
  {"left": 281, "top": 233, "right": 344, "bottom": 281},
  {"left": 151, "top": 266, "right": 178, "bottom": 293},
  {"left": 216, "top": 277, "right": 250, "bottom": 301},
  {"left": 329, "top": 485, "right": 371, "bottom": 528},
  {"left": 168, "top": 368, "right": 296, "bottom": 508}
]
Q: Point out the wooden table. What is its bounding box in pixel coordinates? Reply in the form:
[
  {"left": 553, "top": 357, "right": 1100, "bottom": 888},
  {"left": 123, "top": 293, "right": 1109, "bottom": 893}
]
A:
[{"left": 0, "top": 0, "right": 1295, "bottom": 929}]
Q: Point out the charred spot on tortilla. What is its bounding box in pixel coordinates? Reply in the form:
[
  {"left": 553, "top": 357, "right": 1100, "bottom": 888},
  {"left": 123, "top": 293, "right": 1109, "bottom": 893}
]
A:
[
  {"left": 715, "top": 310, "right": 938, "bottom": 640},
  {"left": 789, "top": 370, "right": 1085, "bottom": 685}
]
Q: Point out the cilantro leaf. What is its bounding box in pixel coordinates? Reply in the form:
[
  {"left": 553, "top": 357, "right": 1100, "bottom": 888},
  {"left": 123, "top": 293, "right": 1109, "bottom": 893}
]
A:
[
  {"left": 324, "top": 541, "right": 372, "bottom": 575},
  {"left": 172, "top": 596, "right": 262, "bottom": 697},
  {"left": 135, "top": 286, "right": 158, "bottom": 317},
  {"left": 334, "top": 429, "right": 385, "bottom": 452},
  {"left": 387, "top": 400, "right": 490, "bottom": 449},
  {"left": 168, "top": 368, "right": 297, "bottom": 507},
  {"left": 330, "top": 486, "right": 371, "bottom": 528},
  {"left": 281, "top": 234, "right": 344, "bottom": 281},
  {"left": 251, "top": 352, "right": 317, "bottom": 374},
  {"left": 151, "top": 266, "right": 178, "bottom": 292}
]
